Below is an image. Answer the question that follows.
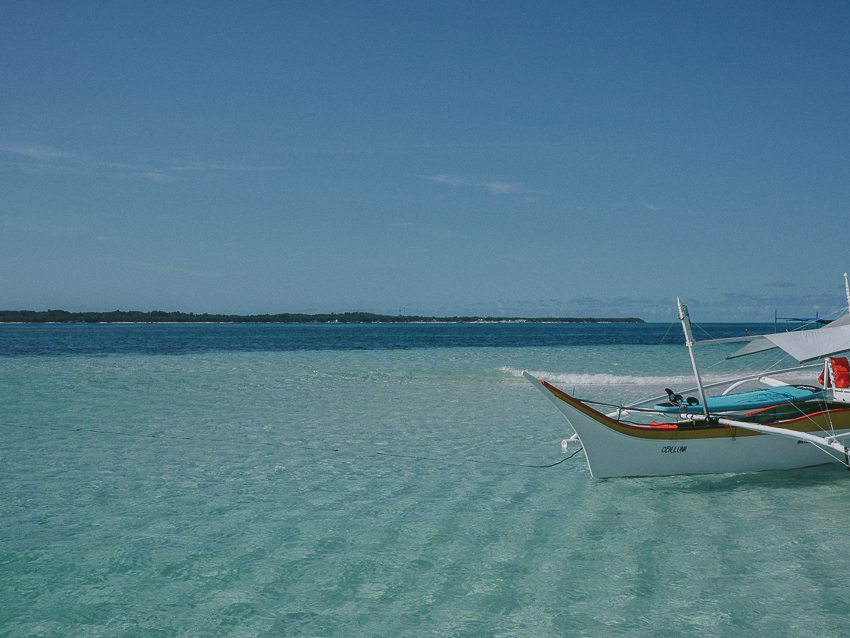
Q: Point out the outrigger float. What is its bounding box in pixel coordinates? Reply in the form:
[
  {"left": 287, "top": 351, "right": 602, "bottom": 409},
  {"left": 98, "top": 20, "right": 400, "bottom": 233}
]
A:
[{"left": 525, "top": 275, "right": 850, "bottom": 478}]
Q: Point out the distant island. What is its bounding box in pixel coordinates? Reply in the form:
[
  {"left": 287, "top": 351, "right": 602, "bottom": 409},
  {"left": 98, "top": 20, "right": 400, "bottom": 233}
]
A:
[{"left": 0, "top": 310, "right": 644, "bottom": 324}]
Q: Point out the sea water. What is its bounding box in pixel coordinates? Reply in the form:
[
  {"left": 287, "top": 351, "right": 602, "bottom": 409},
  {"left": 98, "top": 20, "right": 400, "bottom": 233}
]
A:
[{"left": 2, "top": 323, "right": 849, "bottom": 637}]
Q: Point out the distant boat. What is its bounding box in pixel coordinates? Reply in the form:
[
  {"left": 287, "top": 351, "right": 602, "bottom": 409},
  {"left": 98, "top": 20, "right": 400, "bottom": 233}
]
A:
[{"left": 525, "top": 276, "right": 850, "bottom": 478}]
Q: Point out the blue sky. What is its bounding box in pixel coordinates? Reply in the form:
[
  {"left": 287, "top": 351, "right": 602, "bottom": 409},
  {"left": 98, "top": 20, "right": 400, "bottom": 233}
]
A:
[{"left": 2, "top": 1, "right": 849, "bottom": 321}]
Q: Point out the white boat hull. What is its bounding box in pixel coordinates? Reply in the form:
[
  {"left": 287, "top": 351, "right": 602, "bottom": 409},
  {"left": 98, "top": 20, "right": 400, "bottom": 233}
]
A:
[{"left": 525, "top": 373, "right": 850, "bottom": 478}]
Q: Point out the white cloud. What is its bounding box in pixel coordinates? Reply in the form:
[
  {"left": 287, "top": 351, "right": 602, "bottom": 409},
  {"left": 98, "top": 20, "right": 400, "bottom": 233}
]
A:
[
  {"left": 426, "top": 174, "right": 467, "bottom": 186},
  {"left": 172, "top": 161, "right": 280, "bottom": 172},
  {"left": 2, "top": 142, "right": 276, "bottom": 182},
  {"left": 0, "top": 144, "right": 76, "bottom": 160},
  {"left": 425, "top": 174, "right": 540, "bottom": 197},
  {"left": 137, "top": 171, "right": 175, "bottom": 183},
  {"left": 480, "top": 180, "right": 519, "bottom": 195}
]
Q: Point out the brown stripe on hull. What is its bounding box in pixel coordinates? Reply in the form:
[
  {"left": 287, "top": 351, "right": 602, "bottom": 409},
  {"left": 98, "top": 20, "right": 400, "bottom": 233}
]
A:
[{"left": 541, "top": 379, "right": 850, "bottom": 441}]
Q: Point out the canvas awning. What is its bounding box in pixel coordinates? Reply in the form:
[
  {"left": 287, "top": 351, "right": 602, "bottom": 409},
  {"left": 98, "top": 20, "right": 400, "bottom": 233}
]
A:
[
  {"left": 757, "top": 324, "right": 850, "bottom": 363},
  {"left": 699, "top": 314, "right": 850, "bottom": 363}
]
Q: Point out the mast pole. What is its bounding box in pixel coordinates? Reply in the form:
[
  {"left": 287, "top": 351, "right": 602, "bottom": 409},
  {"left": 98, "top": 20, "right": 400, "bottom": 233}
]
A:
[
  {"left": 678, "top": 298, "right": 710, "bottom": 418},
  {"left": 844, "top": 273, "right": 850, "bottom": 311}
]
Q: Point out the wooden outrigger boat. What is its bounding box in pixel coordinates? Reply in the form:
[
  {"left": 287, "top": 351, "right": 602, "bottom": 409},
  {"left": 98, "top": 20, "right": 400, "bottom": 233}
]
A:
[{"left": 525, "top": 276, "right": 850, "bottom": 478}]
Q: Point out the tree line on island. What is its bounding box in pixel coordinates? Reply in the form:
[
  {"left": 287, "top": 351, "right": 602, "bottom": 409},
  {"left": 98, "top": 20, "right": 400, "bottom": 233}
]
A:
[{"left": 0, "top": 309, "right": 644, "bottom": 324}]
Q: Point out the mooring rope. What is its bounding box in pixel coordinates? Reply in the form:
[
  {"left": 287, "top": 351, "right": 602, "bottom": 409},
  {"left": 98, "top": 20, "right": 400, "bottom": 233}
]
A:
[{"left": 376, "top": 446, "right": 584, "bottom": 468}]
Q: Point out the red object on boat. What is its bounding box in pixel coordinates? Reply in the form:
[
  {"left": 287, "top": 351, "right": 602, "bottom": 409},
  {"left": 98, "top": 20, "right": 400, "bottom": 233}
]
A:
[{"left": 819, "top": 357, "right": 850, "bottom": 388}]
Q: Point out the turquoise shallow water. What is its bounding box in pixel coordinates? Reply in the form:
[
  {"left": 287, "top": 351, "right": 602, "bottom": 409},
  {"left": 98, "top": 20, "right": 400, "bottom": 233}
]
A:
[{"left": 2, "top": 325, "right": 850, "bottom": 636}]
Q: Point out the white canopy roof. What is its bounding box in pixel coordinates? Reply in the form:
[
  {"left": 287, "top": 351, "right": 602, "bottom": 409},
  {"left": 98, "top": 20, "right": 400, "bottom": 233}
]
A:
[
  {"left": 758, "top": 323, "right": 850, "bottom": 363},
  {"left": 699, "top": 314, "right": 850, "bottom": 363}
]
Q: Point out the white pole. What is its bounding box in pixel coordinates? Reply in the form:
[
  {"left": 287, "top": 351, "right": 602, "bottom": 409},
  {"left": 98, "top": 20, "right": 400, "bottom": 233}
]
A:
[
  {"left": 678, "top": 298, "right": 710, "bottom": 418},
  {"left": 844, "top": 273, "right": 850, "bottom": 312}
]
